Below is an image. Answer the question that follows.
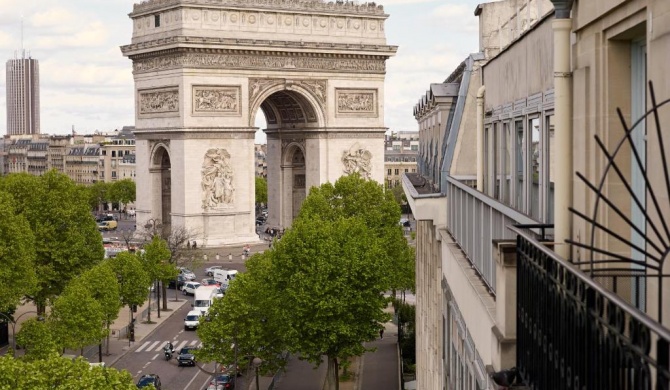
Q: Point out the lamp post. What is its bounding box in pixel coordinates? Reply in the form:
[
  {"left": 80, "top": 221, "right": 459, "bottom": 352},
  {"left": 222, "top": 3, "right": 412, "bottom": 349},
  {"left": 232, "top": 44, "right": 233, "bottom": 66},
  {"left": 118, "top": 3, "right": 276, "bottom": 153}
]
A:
[
  {"left": 144, "top": 218, "right": 162, "bottom": 237},
  {"left": 0, "top": 311, "right": 42, "bottom": 357},
  {"left": 252, "top": 357, "right": 262, "bottom": 390}
]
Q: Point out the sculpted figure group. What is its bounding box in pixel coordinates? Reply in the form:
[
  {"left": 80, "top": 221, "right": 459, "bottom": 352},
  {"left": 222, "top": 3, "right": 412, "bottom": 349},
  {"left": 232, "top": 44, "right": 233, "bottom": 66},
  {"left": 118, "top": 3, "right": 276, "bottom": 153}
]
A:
[{"left": 202, "top": 148, "right": 235, "bottom": 209}]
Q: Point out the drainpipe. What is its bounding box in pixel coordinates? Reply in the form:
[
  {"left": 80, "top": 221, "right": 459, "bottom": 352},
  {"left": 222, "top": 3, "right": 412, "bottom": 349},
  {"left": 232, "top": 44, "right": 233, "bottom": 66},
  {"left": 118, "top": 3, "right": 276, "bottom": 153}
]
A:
[
  {"left": 550, "top": 0, "right": 574, "bottom": 259},
  {"left": 476, "top": 85, "right": 486, "bottom": 192}
]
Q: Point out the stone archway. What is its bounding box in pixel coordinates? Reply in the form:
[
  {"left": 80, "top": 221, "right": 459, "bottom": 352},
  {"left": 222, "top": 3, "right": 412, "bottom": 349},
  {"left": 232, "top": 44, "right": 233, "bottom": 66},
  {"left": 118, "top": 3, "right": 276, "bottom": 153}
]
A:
[
  {"left": 149, "top": 144, "right": 172, "bottom": 227},
  {"left": 122, "top": 0, "right": 396, "bottom": 247}
]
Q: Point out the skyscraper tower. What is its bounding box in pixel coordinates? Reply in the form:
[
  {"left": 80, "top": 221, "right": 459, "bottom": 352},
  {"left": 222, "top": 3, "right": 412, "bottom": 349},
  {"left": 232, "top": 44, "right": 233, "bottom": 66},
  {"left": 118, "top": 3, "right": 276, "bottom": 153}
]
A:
[{"left": 6, "top": 50, "right": 40, "bottom": 135}]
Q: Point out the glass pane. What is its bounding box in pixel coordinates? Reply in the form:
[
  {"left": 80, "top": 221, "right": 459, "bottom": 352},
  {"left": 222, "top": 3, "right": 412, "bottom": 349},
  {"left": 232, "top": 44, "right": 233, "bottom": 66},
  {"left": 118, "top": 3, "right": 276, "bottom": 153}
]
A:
[
  {"left": 530, "top": 117, "right": 541, "bottom": 220},
  {"left": 503, "top": 122, "right": 512, "bottom": 206},
  {"left": 515, "top": 121, "right": 524, "bottom": 209},
  {"left": 494, "top": 123, "right": 501, "bottom": 200},
  {"left": 547, "top": 115, "right": 555, "bottom": 223}
]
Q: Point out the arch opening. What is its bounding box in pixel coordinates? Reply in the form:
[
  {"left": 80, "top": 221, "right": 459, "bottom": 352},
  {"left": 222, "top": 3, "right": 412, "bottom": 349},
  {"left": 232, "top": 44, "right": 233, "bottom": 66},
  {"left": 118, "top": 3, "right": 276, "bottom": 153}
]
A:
[{"left": 151, "top": 146, "right": 172, "bottom": 227}]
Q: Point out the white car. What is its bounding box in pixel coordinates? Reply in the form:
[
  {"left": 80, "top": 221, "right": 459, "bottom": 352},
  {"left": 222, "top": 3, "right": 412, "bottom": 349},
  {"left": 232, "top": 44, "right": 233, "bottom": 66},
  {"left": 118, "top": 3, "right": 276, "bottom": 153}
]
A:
[
  {"left": 178, "top": 267, "right": 196, "bottom": 281},
  {"left": 184, "top": 310, "right": 202, "bottom": 330},
  {"left": 182, "top": 281, "right": 201, "bottom": 295},
  {"left": 205, "top": 265, "right": 223, "bottom": 277}
]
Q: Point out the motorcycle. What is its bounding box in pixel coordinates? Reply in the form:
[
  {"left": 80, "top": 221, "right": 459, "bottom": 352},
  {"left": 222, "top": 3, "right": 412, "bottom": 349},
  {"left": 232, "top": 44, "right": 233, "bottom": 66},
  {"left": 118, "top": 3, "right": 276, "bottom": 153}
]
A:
[{"left": 164, "top": 346, "right": 173, "bottom": 361}]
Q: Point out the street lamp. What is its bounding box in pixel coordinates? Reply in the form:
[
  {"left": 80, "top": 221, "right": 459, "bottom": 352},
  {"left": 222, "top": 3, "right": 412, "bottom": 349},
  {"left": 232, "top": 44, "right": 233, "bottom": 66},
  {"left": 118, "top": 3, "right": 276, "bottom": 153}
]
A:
[
  {"left": 252, "top": 357, "right": 262, "bottom": 390},
  {"left": 144, "top": 218, "right": 162, "bottom": 237},
  {"left": 0, "top": 311, "right": 43, "bottom": 357}
]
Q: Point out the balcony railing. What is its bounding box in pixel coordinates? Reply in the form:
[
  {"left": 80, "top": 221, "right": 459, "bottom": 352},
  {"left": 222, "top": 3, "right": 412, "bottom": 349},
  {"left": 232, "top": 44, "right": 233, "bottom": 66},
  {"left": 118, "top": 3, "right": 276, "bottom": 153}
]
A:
[
  {"left": 446, "top": 176, "right": 546, "bottom": 293},
  {"left": 513, "top": 227, "right": 670, "bottom": 390}
]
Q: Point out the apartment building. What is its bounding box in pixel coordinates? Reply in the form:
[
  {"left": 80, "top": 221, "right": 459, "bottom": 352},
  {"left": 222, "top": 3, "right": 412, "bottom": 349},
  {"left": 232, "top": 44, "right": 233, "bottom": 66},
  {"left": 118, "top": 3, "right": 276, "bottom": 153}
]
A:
[
  {"left": 385, "top": 132, "right": 419, "bottom": 189},
  {"left": 100, "top": 127, "right": 136, "bottom": 183},
  {"left": 404, "top": 0, "right": 670, "bottom": 389}
]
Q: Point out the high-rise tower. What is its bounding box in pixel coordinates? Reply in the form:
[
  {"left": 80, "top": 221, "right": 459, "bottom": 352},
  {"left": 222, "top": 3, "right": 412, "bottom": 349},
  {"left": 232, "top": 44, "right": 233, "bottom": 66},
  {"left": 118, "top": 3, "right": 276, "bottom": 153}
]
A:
[{"left": 6, "top": 51, "right": 40, "bottom": 135}]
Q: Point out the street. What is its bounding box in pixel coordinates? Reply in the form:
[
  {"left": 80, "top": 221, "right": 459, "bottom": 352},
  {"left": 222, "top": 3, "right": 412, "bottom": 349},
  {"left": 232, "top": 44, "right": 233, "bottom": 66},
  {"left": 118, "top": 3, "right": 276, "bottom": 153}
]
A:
[{"left": 111, "top": 260, "right": 250, "bottom": 390}]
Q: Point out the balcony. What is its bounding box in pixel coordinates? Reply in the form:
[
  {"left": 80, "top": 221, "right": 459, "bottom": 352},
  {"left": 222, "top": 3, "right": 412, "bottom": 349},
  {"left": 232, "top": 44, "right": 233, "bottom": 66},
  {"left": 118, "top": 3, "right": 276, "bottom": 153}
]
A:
[
  {"left": 446, "top": 176, "right": 546, "bottom": 293},
  {"left": 512, "top": 228, "right": 670, "bottom": 389}
]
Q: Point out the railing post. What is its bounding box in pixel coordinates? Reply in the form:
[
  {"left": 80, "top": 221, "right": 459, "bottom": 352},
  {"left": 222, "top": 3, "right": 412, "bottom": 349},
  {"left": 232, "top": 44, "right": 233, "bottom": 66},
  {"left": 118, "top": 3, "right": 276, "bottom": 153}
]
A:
[{"left": 492, "top": 240, "right": 518, "bottom": 371}]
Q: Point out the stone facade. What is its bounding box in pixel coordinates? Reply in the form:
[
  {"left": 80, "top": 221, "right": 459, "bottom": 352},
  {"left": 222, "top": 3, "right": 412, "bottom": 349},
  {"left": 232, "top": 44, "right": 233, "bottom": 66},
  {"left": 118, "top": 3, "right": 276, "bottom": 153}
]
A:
[{"left": 122, "top": 0, "right": 396, "bottom": 247}]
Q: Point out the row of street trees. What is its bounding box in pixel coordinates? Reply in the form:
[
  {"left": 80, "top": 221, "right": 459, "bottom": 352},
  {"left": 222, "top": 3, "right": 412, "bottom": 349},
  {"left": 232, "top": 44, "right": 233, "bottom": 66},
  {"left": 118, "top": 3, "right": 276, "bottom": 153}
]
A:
[
  {"left": 0, "top": 171, "right": 170, "bottom": 388},
  {"left": 196, "top": 174, "right": 415, "bottom": 390},
  {"left": 85, "top": 179, "right": 136, "bottom": 212}
]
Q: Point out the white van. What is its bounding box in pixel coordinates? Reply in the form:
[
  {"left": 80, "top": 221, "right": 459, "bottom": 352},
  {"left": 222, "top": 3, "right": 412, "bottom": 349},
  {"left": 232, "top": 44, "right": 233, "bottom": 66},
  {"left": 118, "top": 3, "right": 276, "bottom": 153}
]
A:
[
  {"left": 184, "top": 310, "right": 202, "bottom": 330},
  {"left": 193, "top": 286, "right": 219, "bottom": 315},
  {"left": 213, "top": 269, "right": 239, "bottom": 286}
]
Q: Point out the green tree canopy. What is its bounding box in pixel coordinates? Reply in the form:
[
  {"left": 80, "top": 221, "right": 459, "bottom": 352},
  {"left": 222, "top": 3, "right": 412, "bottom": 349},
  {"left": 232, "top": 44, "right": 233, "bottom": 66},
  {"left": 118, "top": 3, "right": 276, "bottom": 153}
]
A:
[
  {"left": 0, "top": 355, "right": 138, "bottom": 389},
  {"left": 50, "top": 279, "right": 106, "bottom": 351},
  {"left": 140, "top": 236, "right": 175, "bottom": 283},
  {"left": 109, "top": 252, "right": 152, "bottom": 309},
  {"left": 15, "top": 318, "right": 60, "bottom": 361},
  {"left": 0, "top": 171, "right": 105, "bottom": 313},
  {"left": 85, "top": 181, "right": 110, "bottom": 210},
  {"left": 78, "top": 261, "right": 122, "bottom": 332},
  {"left": 0, "top": 191, "right": 37, "bottom": 312},
  {"left": 255, "top": 176, "right": 268, "bottom": 205},
  {"left": 196, "top": 251, "right": 287, "bottom": 374},
  {"left": 109, "top": 179, "right": 136, "bottom": 205}
]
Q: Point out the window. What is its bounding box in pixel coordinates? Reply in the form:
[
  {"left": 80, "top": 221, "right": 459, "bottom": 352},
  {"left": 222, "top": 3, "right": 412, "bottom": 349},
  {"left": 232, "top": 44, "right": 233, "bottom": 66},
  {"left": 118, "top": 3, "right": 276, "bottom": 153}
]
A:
[
  {"left": 546, "top": 115, "right": 555, "bottom": 223},
  {"left": 154, "top": 14, "right": 161, "bottom": 27},
  {"left": 411, "top": 144, "right": 418, "bottom": 151},
  {"left": 387, "top": 169, "right": 392, "bottom": 176},
  {"left": 394, "top": 169, "right": 399, "bottom": 175},
  {"left": 393, "top": 144, "right": 401, "bottom": 151},
  {"left": 515, "top": 121, "right": 525, "bottom": 210},
  {"left": 529, "top": 117, "right": 541, "bottom": 220},
  {"left": 404, "top": 169, "right": 409, "bottom": 173}
]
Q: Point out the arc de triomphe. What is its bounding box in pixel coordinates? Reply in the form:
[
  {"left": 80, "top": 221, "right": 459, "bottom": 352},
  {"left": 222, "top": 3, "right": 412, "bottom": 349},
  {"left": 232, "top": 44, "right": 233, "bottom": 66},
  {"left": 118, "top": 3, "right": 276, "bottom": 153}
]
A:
[{"left": 122, "top": 0, "right": 396, "bottom": 247}]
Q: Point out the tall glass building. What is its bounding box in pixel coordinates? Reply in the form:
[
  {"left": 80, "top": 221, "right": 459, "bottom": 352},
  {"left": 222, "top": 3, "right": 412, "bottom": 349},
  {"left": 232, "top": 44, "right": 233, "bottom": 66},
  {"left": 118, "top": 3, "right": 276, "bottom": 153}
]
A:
[{"left": 6, "top": 51, "right": 40, "bottom": 135}]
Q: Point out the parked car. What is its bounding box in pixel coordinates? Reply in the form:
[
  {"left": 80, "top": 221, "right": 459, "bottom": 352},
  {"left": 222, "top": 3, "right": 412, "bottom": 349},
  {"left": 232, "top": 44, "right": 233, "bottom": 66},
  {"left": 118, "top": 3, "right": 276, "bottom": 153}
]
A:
[
  {"left": 201, "top": 278, "right": 221, "bottom": 287},
  {"left": 177, "top": 346, "right": 199, "bottom": 366},
  {"left": 168, "top": 275, "right": 186, "bottom": 290},
  {"left": 205, "top": 265, "right": 223, "bottom": 277},
  {"left": 137, "top": 374, "right": 162, "bottom": 389},
  {"left": 98, "top": 220, "right": 118, "bottom": 231},
  {"left": 96, "top": 214, "right": 116, "bottom": 223},
  {"left": 205, "top": 374, "right": 235, "bottom": 390},
  {"left": 184, "top": 310, "right": 202, "bottom": 331},
  {"left": 182, "top": 281, "right": 201, "bottom": 295},
  {"left": 179, "top": 267, "right": 196, "bottom": 281}
]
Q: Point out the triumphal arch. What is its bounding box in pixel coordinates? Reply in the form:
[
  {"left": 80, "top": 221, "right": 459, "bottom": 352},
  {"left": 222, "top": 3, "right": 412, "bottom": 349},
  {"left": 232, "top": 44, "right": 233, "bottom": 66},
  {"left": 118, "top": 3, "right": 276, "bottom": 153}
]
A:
[{"left": 121, "top": 0, "right": 396, "bottom": 247}]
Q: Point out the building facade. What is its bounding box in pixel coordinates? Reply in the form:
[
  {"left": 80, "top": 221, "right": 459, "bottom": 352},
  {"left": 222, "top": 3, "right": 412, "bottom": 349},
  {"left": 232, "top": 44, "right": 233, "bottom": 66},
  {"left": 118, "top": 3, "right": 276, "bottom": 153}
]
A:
[
  {"left": 384, "top": 132, "right": 418, "bottom": 188},
  {"left": 404, "top": 0, "right": 670, "bottom": 389},
  {"left": 6, "top": 53, "right": 40, "bottom": 136}
]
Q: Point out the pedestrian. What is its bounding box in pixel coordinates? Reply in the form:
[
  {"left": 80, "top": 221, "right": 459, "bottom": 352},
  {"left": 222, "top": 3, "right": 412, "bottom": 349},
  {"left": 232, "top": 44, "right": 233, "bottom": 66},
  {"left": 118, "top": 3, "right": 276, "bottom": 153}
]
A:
[
  {"left": 187, "top": 241, "right": 191, "bottom": 250},
  {"left": 379, "top": 328, "right": 384, "bottom": 339},
  {"left": 193, "top": 241, "right": 197, "bottom": 249}
]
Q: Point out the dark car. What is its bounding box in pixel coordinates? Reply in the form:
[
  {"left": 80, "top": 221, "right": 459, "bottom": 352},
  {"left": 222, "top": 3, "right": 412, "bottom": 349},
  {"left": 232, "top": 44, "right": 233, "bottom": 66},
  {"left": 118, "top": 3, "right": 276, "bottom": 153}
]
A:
[
  {"left": 205, "top": 374, "right": 235, "bottom": 390},
  {"left": 168, "top": 275, "right": 186, "bottom": 290},
  {"left": 137, "top": 374, "right": 162, "bottom": 389},
  {"left": 177, "top": 346, "right": 199, "bottom": 366}
]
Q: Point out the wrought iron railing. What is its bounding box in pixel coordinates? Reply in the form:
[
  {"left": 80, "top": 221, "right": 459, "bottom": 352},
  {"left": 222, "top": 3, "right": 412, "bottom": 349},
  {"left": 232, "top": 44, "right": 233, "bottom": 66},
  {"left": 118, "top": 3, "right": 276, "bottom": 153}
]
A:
[
  {"left": 446, "top": 176, "right": 547, "bottom": 293},
  {"left": 514, "top": 227, "right": 670, "bottom": 390}
]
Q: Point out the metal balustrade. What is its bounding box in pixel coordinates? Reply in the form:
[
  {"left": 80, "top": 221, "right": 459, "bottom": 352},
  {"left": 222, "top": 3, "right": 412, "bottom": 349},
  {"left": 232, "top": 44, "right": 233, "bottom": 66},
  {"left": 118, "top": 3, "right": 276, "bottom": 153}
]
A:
[
  {"left": 446, "top": 176, "right": 543, "bottom": 293},
  {"left": 513, "top": 228, "right": 670, "bottom": 390}
]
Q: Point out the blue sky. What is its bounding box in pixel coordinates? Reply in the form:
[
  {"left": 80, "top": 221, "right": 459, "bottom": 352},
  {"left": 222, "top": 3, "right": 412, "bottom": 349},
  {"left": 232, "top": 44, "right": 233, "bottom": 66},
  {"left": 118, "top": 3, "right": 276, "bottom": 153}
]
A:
[{"left": 0, "top": 0, "right": 482, "bottom": 141}]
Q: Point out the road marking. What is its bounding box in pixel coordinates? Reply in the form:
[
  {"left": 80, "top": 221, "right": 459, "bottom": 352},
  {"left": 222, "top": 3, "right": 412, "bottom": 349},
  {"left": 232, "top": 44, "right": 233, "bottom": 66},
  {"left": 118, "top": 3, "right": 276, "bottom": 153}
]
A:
[
  {"left": 152, "top": 353, "right": 159, "bottom": 361},
  {"left": 153, "top": 341, "right": 169, "bottom": 352},
  {"left": 145, "top": 341, "right": 160, "bottom": 352},
  {"left": 175, "top": 340, "right": 188, "bottom": 351},
  {"left": 185, "top": 362, "right": 212, "bottom": 390},
  {"left": 135, "top": 341, "right": 151, "bottom": 353},
  {"left": 142, "top": 362, "right": 151, "bottom": 369},
  {"left": 190, "top": 340, "right": 198, "bottom": 345},
  {"left": 198, "top": 364, "right": 216, "bottom": 390},
  {"left": 198, "top": 342, "right": 203, "bottom": 348}
]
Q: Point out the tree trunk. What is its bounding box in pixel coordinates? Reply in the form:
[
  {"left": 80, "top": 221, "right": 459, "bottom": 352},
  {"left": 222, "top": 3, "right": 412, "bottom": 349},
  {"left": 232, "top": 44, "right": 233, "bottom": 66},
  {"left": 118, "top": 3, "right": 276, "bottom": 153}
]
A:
[
  {"left": 162, "top": 283, "right": 168, "bottom": 309},
  {"left": 322, "top": 355, "right": 339, "bottom": 390},
  {"left": 106, "top": 321, "right": 111, "bottom": 355}
]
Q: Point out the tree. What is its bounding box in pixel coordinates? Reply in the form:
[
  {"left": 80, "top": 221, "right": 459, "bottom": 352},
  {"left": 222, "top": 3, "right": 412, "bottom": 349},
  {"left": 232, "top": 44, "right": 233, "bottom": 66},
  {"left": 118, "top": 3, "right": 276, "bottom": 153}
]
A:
[
  {"left": 255, "top": 176, "right": 268, "bottom": 205},
  {"left": 78, "top": 261, "right": 122, "bottom": 355},
  {"left": 15, "top": 318, "right": 60, "bottom": 361},
  {"left": 0, "top": 171, "right": 105, "bottom": 314},
  {"left": 0, "top": 191, "right": 37, "bottom": 313},
  {"left": 389, "top": 185, "right": 407, "bottom": 207},
  {"left": 139, "top": 236, "right": 176, "bottom": 321},
  {"left": 0, "top": 354, "right": 138, "bottom": 389},
  {"left": 271, "top": 216, "right": 390, "bottom": 390},
  {"left": 110, "top": 179, "right": 136, "bottom": 205},
  {"left": 86, "top": 181, "right": 111, "bottom": 211},
  {"left": 197, "top": 251, "right": 287, "bottom": 375},
  {"left": 50, "top": 280, "right": 106, "bottom": 353},
  {"left": 109, "top": 252, "right": 152, "bottom": 316}
]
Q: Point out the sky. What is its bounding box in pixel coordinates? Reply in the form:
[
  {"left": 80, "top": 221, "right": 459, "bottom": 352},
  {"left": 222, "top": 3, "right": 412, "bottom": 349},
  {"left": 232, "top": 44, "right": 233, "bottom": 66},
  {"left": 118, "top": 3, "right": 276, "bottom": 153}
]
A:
[{"left": 0, "top": 0, "right": 481, "bottom": 142}]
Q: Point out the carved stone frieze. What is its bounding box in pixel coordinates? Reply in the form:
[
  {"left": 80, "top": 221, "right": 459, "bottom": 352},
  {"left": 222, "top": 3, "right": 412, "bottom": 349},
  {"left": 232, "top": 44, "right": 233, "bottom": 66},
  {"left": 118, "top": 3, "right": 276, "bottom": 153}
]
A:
[
  {"left": 335, "top": 88, "right": 377, "bottom": 117},
  {"left": 296, "top": 80, "right": 326, "bottom": 106},
  {"left": 201, "top": 148, "right": 235, "bottom": 210},
  {"left": 249, "top": 78, "right": 284, "bottom": 104},
  {"left": 192, "top": 85, "right": 241, "bottom": 116},
  {"left": 341, "top": 143, "right": 372, "bottom": 179},
  {"left": 133, "top": 52, "right": 386, "bottom": 74},
  {"left": 139, "top": 87, "right": 179, "bottom": 116},
  {"left": 281, "top": 138, "right": 306, "bottom": 152},
  {"left": 132, "top": 0, "right": 386, "bottom": 16}
]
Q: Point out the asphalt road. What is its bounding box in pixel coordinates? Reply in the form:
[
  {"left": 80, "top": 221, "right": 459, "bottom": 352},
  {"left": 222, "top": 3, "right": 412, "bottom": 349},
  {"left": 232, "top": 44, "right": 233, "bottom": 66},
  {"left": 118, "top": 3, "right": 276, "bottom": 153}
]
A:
[{"left": 112, "top": 261, "right": 249, "bottom": 390}]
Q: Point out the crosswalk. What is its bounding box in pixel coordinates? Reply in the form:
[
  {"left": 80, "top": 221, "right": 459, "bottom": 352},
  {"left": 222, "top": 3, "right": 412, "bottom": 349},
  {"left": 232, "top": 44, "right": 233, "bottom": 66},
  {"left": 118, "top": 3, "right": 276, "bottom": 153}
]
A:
[{"left": 134, "top": 339, "right": 202, "bottom": 353}]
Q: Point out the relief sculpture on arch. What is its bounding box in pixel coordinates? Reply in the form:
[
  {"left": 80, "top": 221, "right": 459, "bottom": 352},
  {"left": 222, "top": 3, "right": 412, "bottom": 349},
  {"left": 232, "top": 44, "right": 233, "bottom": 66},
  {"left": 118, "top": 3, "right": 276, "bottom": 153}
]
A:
[{"left": 202, "top": 148, "right": 235, "bottom": 210}]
